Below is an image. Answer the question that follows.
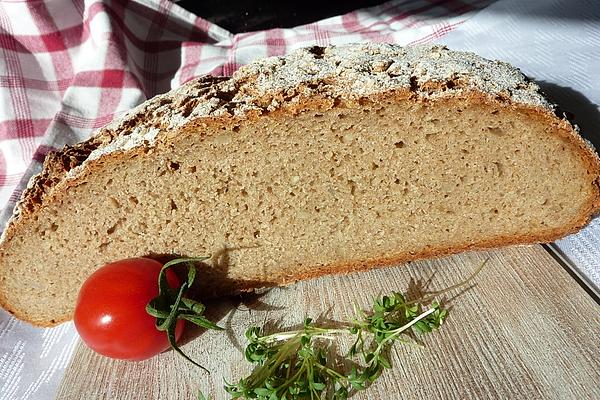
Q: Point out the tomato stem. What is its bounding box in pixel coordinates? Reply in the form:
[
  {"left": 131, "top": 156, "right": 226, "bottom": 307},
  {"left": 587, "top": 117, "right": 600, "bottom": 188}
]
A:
[{"left": 146, "top": 257, "right": 222, "bottom": 371}]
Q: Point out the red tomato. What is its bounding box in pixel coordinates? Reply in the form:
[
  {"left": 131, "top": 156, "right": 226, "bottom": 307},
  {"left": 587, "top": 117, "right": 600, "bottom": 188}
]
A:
[{"left": 74, "top": 258, "right": 184, "bottom": 361}]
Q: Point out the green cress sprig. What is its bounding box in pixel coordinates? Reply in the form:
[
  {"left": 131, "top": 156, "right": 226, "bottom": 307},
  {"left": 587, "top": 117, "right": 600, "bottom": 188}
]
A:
[
  {"left": 146, "top": 257, "right": 223, "bottom": 371},
  {"left": 223, "top": 260, "right": 487, "bottom": 399}
]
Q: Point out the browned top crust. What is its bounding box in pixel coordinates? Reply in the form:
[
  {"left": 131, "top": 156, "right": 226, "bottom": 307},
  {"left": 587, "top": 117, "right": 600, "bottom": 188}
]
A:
[{"left": 2, "top": 43, "right": 600, "bottom": 242}]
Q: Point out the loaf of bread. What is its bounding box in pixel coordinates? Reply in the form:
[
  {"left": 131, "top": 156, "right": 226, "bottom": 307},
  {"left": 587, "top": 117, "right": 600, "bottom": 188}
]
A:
[{"left": 1, "top": 43, "right": 598, "bottom": 326}]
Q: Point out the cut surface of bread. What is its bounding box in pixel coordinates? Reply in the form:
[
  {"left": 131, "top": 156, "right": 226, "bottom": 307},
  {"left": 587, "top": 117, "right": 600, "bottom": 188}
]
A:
[{"left": 0, "top": 43, "right": 599, "bottom": 326}]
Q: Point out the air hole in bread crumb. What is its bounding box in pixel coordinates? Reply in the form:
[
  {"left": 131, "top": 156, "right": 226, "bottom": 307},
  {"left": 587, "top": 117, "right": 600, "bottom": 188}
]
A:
[
  {"left": 107, "top": 218, "right": 125, "bottom": 235},
  {"left": 169, "top": 199, "right": 177, "bottom": 211},
  {"left": 169, "top": 161, "right": 180, "bottom": 171},
  {"left": 241, "top": 189, "right": 248, "bottom": 197},
  {"left": 50, "top": 223, "right": 58, "bottom": 232},
  {"left": 188, "top": 165, "right": 197, "bottom": 173},
  {"left": 107, "top": 224, "right": 117, "bottom": 235},
  {"left": 487, "top": 126, "right": 504, "bottom": 136},
  {"left": 493, "top": 162, "right": 503, "bottom": 176},
  {"left": 395, "top": 141, "right": 405, "bottom": 148},
  {"left": 348, "top": 180, "right": 356, "bottom": 195},
  {"left": 109, "top": 197, "right": 120, "bottom": 208},
  {"left": 253, "top": 230, "right": 260, "bottom": 238},
  {"left": 128, "top": 196, "right": 139, "bottom": 205}
]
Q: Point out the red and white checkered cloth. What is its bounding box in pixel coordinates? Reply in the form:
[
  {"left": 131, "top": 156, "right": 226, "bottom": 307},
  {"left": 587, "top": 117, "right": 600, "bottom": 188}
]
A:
[{"left": 0, "top": 0, "right": 492, "bottom": 222}]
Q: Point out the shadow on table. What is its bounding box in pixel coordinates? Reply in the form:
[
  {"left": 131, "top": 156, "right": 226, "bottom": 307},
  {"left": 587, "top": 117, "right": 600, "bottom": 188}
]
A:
[
  {"left": 536, "top": 81, "right": 600, "bottom": 151},
  {"left": 147, "top": 250, "right": 284, "bottom": 350}
]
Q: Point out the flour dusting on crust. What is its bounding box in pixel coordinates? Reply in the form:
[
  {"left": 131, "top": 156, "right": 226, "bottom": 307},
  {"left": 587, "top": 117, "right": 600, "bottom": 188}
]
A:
[
  {"left": 233, "top": 43, "right": 551, "bottom": 110},
  {"left": 82, "top": 43, "right": 554, "bottom": 166}
]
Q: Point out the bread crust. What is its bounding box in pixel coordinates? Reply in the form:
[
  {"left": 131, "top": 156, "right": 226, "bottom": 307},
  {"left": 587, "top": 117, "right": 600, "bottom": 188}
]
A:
[{"left": 1, "top": 43, "right": 599, "bottom": 327}]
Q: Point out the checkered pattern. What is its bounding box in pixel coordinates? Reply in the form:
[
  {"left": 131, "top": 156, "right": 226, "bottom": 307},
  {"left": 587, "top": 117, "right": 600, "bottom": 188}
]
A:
[{"left": 0, "top": 0, "right": 491, "bottom": 222}]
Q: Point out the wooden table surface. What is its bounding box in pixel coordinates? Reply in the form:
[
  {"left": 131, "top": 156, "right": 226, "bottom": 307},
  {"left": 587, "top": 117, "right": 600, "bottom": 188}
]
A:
[{"left": 56, "top": 245, "right": 600, "bottom": 399}]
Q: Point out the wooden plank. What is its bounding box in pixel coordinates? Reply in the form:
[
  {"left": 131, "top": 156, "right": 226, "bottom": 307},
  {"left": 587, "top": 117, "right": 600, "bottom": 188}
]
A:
[{"left": 56, "top": 245, "right": 600, "bottom": 400}]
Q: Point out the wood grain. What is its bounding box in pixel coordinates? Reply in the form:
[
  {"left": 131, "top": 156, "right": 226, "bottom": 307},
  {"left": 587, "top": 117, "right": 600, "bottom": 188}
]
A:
[{"left": 56, "top": 245, "right": 600, "bottom": 400}]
